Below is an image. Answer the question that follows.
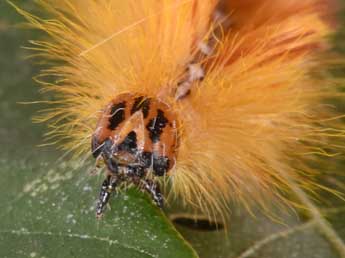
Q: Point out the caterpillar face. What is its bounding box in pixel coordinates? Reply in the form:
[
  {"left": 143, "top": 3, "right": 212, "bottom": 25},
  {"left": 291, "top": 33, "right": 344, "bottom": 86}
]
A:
[{"left": 91, "top": 93, "right": 179, "bottom": 177}]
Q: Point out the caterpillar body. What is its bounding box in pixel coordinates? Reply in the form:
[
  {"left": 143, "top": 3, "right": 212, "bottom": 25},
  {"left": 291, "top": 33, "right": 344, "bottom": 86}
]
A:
[{"left": 14, "top": 0, "right": 344, "bottom": 221}]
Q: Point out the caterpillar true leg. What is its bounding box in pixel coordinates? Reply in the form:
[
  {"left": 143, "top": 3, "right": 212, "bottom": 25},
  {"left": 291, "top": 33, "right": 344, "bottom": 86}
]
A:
[
  {"left": 96, "top": 175, "right": 120, "bottom": 218},
  {"left": 139, "top": 179, "right": 164, "bottom": 208}
]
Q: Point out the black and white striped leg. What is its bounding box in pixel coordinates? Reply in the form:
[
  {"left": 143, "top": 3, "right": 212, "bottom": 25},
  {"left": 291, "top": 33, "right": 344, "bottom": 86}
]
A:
[
  {"left": 140, "top": 179, "right": 164, "bottom": 208},
  {"left": 96, "top": 175, "right": 119, "bottom": 218}
]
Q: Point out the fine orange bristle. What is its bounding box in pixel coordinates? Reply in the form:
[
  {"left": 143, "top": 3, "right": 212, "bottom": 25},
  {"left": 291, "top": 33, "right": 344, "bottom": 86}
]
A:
[
  {"left": 171, "top": 0, "right": 344, "bottom": 219},
  {"left": 12, "top": 0, "right": 345, "bottom": 222}
]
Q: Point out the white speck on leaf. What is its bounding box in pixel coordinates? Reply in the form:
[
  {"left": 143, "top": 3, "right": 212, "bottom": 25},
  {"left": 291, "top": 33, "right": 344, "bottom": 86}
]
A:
[{"left": 83, "top": 185, "right": 92, "bottom": 192}]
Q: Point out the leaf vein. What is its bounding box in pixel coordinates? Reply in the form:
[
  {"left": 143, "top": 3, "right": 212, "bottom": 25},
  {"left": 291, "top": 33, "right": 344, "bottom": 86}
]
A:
[
  {"left": 0, "top": 229, "right": 157, "bottom": 258},
  {"left": 235, "top": 221, "right": 316, "bottom": 258}
]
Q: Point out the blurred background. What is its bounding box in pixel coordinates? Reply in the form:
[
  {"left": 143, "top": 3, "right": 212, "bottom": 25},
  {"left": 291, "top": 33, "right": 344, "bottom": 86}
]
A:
[{"left": 0, "top": 1, "right": 345, "bottom": 258}]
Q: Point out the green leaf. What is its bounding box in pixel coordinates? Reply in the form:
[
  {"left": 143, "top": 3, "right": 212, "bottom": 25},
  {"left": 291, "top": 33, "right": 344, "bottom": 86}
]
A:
[
  {"left": 0, "top": 159, "right": 197, "bottom": 258},
  {"left": 172, "top": 205, "right": 345, "bottom": 258},
  {"left": 0, "top": 2, "right": 198, "bottom": 258}
]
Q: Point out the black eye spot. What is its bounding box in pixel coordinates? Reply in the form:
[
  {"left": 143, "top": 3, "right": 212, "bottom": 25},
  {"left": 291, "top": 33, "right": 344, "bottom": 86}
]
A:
[
  {"left": 118, "top": 131, "right": 138, "bottom": 154},
  {"left": 131, "top": 96, "right": 151, "bottom": 118},
  {"left": 108, "top": 102, "right": 126, "bottom": 130},
  {"left": 146, "top": 109, "right": 169, "bottom": 143},
  {"left": 172, "top": 216, "right": 224, "bottom": 231}
]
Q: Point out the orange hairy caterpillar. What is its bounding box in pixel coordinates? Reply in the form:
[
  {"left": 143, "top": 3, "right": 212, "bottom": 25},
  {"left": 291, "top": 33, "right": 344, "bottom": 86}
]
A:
[{"left": 12, "top": 0, "right": 344, "bottom": 221}]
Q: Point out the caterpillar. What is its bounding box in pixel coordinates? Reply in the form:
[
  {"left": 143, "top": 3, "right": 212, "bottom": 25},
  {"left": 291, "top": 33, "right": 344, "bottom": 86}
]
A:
[{"left": 13, "top": 0, "right": 344, "bottom": 222}]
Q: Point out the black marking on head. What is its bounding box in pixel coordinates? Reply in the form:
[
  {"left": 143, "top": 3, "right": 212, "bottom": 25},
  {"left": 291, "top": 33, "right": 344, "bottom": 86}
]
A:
[
  {"left": 118, "top": 131, "right": 138, "bottom": 154},
  {"left": 153, "top": 155, "right": 170, "bottom": 176},
  {"left": 108, "top": 102, "right": 126, "bottom": 130},
  {"left": 131, "top": 96, "right": 144, "bottom": 113},
  {"left": 146, "top": 109, "right": 169, "bottom": 143},
  {"left": 91, "top": 135, "right": 103, "bottom": 158},
  {"left": 131, "top": 96, "right": 151, "bottom": 118}
]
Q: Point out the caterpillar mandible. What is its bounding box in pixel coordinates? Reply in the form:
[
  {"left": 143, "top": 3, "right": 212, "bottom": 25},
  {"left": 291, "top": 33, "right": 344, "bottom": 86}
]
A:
[{"left": 12, "top": 0, "right": 344, "bottom": 222}]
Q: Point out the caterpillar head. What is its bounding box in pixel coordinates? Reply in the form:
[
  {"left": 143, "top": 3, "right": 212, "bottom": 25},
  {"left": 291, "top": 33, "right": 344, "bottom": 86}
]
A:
[
  {"left": 90, "top": 93, "right": 179, "bottom": 216},
  {"left": 91, "top": 93, "right": 179, "bottom": 177}
]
